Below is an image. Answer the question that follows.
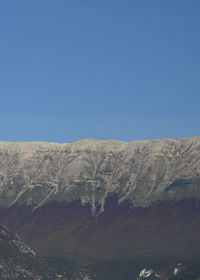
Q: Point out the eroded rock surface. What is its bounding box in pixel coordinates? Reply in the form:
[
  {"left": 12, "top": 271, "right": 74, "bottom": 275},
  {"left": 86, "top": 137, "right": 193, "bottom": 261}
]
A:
[{"left": 0, "top": 137, "right": 199, "bottom": 211}]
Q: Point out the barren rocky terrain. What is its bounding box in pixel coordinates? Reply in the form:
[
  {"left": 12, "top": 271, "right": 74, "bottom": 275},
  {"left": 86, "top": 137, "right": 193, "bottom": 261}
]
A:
[{"left": 0, "top": 137, "right": 200, "bottom": 211}]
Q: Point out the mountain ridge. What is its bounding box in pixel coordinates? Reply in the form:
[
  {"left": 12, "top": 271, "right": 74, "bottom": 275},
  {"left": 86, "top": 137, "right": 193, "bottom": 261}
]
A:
[
  {"left": 1, "top": 135, "right": 200, "bottom": 147},
  {"left": 0, "top": 136, "right": 200, "bottom": 211}
]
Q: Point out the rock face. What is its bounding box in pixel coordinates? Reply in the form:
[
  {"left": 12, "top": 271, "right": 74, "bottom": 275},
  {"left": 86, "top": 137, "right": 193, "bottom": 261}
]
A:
[
  {"left": 0, "top": 224, "right": 65, "bottom": 279},
  {"left": 0, "top": 137, "right": 200, "bottom": 211}
]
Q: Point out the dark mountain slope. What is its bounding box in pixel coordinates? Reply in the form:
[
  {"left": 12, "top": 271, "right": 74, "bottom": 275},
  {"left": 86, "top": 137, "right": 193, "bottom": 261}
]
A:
[
  {"left": 0, "top": 224, "right": 66, "bottom": 279},
  {"left": 0, "top": 196, "right": 200, "bottom": 265}
]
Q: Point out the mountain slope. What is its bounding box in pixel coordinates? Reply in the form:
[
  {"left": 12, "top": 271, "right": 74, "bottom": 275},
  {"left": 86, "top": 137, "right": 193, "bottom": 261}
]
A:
[
  {"left": 0, "top": 137, "right": 200, "bottom": 211},
  {"left": 0, "top": 137, "right": 200, "bottom": 279},
  {"left": 0, "top": 224, "right": 65, "bottom": 279}
]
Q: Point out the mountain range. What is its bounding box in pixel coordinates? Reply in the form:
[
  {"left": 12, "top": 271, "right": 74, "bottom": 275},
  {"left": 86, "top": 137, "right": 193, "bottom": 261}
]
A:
[{"left": 0, "top": 137, "right": 200, "bottom": 279}]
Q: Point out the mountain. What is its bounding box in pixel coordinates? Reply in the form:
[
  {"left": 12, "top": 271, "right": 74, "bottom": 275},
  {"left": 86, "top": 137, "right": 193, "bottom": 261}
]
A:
[
  {"left": 0, "top": 224, "right": 66, "bottom": 279},
  {"left": 0, "top": 137, "right": 200, "bottom": 279},
  {"left": 0, "top": 136, "right": 200, "bottom": 209}
]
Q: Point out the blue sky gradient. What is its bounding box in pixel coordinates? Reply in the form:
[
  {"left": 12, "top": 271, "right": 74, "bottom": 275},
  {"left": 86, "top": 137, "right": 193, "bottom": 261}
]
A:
[{"left": 0, "top": 0, "right": 199, "bottom": 142}]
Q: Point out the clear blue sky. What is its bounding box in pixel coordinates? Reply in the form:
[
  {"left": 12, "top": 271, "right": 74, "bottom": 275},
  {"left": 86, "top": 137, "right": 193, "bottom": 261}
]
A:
[{"left": 0, "top": 0, "right": 199, "bottom": 142}]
